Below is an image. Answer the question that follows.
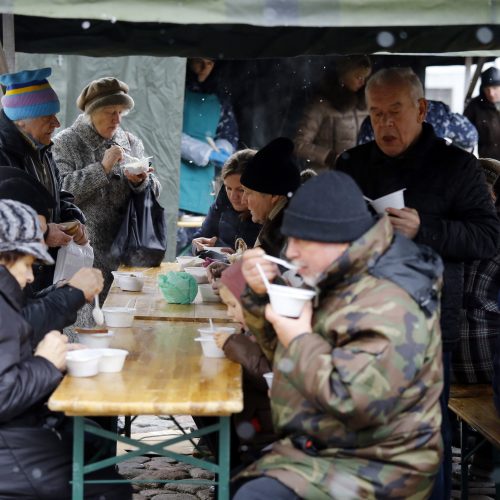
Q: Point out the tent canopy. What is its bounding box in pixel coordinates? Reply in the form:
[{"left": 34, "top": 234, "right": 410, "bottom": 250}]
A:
[{"left": 3, "top": 0, "right": 500, "bottom": 58}]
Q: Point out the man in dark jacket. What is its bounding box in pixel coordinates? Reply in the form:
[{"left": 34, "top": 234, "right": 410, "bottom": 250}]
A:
[
  {"left": 336, "top": 67, "right": 500, "bottom": 500},
  {"left": 0, "top": 67, "right": 87, "bottom": 291},
  {"left": 465, "top": 67, "right": 500, "bottom": 160},
  {"left": 240, "top": 137, "right": 301, "bottom": 257}
]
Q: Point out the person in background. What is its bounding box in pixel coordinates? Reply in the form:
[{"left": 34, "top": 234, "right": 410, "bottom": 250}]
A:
[
  {"left": 235, "top": 171, "right": 444, "bottom": 499},
  {"left": 177, "top": 58, "right": 239, "bottom": 253},
  {"left": 465, "top": 67, "right": 500, "bottom": 159},
  {"left": 52, "top": 76, "right": 161, "bottom": 302},
  {"left": 191, "top": 149, "right": 261, "bottom": 254},
  {"left": 0, "top": 67, "right": 87, "bottom": 292},
  {"left": 336, "top": 67, "right": 500, "bottom": 500},
  {"left": 0, "top": 199, "right": 131, "bottom": 500},
  {"left": 294, "top": 55, "right": 371, "bottom": 172},
  {"left": 452, "top": 158, "right": 500, "bottom": 384},
  {"left": 358, "top": 99, "right": 478, "bottom": 152}
]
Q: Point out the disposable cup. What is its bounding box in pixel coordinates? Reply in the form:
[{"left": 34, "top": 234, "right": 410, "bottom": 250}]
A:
[
  {"left": 198, "top": 284, "right": 221, "bottom": 303},
  {"left": 263, "top": 372, "right": 274, "bottom": 389},
  {"left": 370, "top": 189, "right": 406, "bottom": 215},
  {"left": 194, "top": 337, "right": 225, "bottom": 358},
  {"left": 66, "top": 350, "right": 101, "bottom": 377},
  {"left": 96, "top": 348, "right": 129, "bottom": 373},
  {"left": 268, "top": 284, "right": 316, "bottom": 318},
  {"left": 198, "top": 326, "right": 236, "bottom": 339}
]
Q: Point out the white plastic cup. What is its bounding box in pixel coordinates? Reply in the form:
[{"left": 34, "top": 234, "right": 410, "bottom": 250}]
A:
[
  {"left": 184, "top": 267, "right": 209, "bottom": 284},
  {"left": 96, "top": 348, "right": 129, "bottom": 373},
  {"left": 370, "top": 189, "right": 406, "bottom": 215},
  {"left": 198, "top": 326, "right": 236, "bottom": 339},
  {"left": 194, "top": 337, "right": 225, "bottom": 358},
  {"left": 118, "top": 275, "right": 144, "bottom": 292},
  {"left": 268, "top": 284, "right": 316, "bottom": 318},
  {"left": 66, "top": 350, "right": 101, "bottom": 377},
  {"left": 198, "top": 284, "right": 221, "bottom": 303},
  {"left": 102, "top": 307, "right": 135, "bottom": 327},
  {"left": 77, "top": 331, "right": 114, "bottom": 349},
  {"left": 263, "top": 372, "right": 274, "bottom": 389}
]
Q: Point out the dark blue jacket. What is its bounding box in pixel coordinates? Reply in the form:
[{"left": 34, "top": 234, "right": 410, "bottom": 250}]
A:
[{"left": 192, "top": 187, "right": 261, "bottom": 251}]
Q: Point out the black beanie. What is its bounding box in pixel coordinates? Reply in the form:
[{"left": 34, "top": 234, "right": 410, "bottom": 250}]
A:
[
  {"left": 281, "top": 171, "right": 375, "bottom": 243},
  {"left": 240, "top": 137, "right": 300, "bottom": 196},
  {"left": 481, "top": 67, "right": 500, "bottom": 89},
  {"left": 0, "top": 167, "right": 56, "bottom": 219}
]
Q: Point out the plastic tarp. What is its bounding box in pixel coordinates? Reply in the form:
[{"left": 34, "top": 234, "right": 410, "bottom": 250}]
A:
[{"left": 16, "top": 52, "right": 186, "bottom": 261}]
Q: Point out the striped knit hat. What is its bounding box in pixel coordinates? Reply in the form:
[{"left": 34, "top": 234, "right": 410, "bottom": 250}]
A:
[
  {"left": 0, "top": 199, "right": 53, "bottom": 264},
  {"left": 0, "top": 67, "right": 60, "bottom": 121}
]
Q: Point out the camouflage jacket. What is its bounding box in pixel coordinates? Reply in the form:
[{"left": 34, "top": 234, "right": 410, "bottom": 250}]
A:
[{"left": 240, "top": 217, "right": 444, "bottom": 499}]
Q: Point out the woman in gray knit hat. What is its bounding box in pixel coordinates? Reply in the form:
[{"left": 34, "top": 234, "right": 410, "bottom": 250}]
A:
[{"left": 52, "top": 77, "right": 161, "bottom": 319}]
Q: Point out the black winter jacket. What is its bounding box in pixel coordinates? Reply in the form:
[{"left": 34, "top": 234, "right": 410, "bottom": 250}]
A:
[
  {"left": 336, "top": 123, "right": 500, "bottom": 349},
  {"left": 0, "top": 110, "right": 85, "bottom": 291},
  {"left": 464, "top": 94, "right": 500, "bottom": 160},
  {"left": 192, "top": 187, "right": 261, "bottom": 251}
]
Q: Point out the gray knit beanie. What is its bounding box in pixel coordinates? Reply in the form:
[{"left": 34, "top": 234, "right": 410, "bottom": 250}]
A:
[
  {"left": 0, "top": 199, "right": 54, "bottom": 264},
  {"left": 281, "top": 171, "right": 375, "bottom": 243}
]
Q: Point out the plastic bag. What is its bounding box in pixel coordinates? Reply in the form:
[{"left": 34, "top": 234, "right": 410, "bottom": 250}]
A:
[
  {"left": 111, "top": 184, "right": 167, "bottom": 267},
  {"left": 158, "top": 272, "right": 198, "bottom": 304},
  {"left": 52, "top": 241, "right": 94, "bottom": 283}
]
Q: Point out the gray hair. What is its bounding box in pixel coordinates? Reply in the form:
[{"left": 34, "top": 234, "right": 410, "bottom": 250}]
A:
[{"left": 366, "top": 67, "right": 424, "bottom": 103}]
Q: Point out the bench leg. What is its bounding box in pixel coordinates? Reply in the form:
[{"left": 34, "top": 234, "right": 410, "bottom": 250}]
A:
[
  {"left": 218, "top": 416, "right": 230, "bottom": 500},
  {"left": 461, "top": 419, "right": 469, "bottom": 500},
  {"left": 72, "top": 416, "right": 85, "bottom": 500}
]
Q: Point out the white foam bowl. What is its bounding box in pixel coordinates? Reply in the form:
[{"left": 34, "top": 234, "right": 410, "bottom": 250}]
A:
[
  {"left": 194, "top": 337, "right": 225, "bottom": 358},
  {"left": 96, "top": 348, "right": 129, "bottom": 373},
  {"left": 184, "top": 267, "right": 209, "bottom": 284},
  {"left": 198, "top": 326, "right": 236, "bottom": 339},
  {"left": 370, "top": 189, "right": 406, "bottom": 215},
  {"left": 77, "top": 331, "right": 114, "bottom": 349},
  {"left": 112, "top": 271, "right": 145, "bottom": 291},
  {"left": 122, "top": 157, "right": 149, "bottom": 175},
  {"left": 102, "top": 307, "right": 135, "bottom": 327},
  {"left": 198, "top": 284, "right": 221, "bottom": 303},
  {"left": 263, "top": 372, "right": 274, "bottom": 389},
  {"left": 66, "top": 350, "right": 101, "bottom": 377},
  {"left": 176, "top": 256, "right": 204, "bottom": 269},
  {"left": 268, "top": 284, "right": 316, "bottom": 318}
]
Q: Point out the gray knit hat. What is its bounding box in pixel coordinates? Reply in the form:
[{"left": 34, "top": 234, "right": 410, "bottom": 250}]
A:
[
  {"left": 0, "top": 199, "right": 54, "bottom": 264},
  {"left": 281, "top": 171, "right": 375, "bottom": 243}
]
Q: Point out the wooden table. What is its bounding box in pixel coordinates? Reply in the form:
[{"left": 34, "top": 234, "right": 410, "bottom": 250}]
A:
[
  {"left": 105, "top": 263, "right": 232, "bottom": 323},
  {"left": 49, "top": 321, "right": 243, "bottom": 499}
]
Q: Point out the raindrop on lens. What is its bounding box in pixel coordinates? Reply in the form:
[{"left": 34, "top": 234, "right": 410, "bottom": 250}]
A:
[
  {"left": 32, "top": 468, "right": 42, "bottom": 479},
  {"left": 236, "top": 421, "right": 256, "bottom": 440},
  {"left": 399, "top": 31, "right": 407, "bottom": 39},
  {"left": 278, "top": 357, "right": 294, "bottom": 373},
  {"left": 376, "top": 31, "right": 395, "bottom": 48},
  {"left": 110, "top": 16, "right": 117, "bottom": 24},
  {"left": 81, "top": 21, "right": 91, "bottom": 30},
  {"left": 476, "top": 27, "right": 493, "bottom": 44}
]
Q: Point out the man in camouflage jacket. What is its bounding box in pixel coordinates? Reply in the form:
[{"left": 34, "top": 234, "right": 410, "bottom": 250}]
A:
[{"left": 235, "top": 171, "right": 444, "bottom": 500}]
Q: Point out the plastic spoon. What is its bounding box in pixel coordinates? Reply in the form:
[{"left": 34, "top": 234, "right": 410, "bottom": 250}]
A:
[
  {"left": 262, "top": 254, "right": 298, "bottom": 270},
  {"left": 363, "top": 195, "right": 373, "bottom": 203},
  {"left": 92, "top": 295, "right": 104, "bottom": 325},
  {"left": 209, "top": 318, "right": 214, "bottom": 332},
  {"left": 256, "top": 263, "right": 271, "bottom": 293},
  {"left": 206, "top": 136, "right": 220, "bottom": 152}
]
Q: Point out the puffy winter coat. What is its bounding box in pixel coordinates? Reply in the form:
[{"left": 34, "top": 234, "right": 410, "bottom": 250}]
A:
[
  {"left": 336, "top": 123, "right": 500, "bottom": 350},
  {"left": 239, "top": 217, "right": 444, "bottom": 499},
  {"left": 192, "top": 187, "right": 261, "bottom": 250},
  {"left": 464, "top": 94, "right": 500, "bottom": 160},
  {"left": 294, "top": 97, "right": 368, "bottom": 172}
]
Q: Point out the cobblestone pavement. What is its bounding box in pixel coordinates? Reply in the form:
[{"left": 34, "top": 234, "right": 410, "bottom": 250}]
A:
[{"left": 119, "top": 416, "right": 215, "bottom": 500}]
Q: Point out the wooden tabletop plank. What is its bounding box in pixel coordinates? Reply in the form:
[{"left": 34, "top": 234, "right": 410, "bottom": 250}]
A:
[
  {"left": 449, "top": 384, "right": 492, "bottom": 399},
  {"left": 104, "top": 264, "right": 232, "bottom": 323},
  {"left": 49, "top": 321, "right": 243, "bottom": 417}
]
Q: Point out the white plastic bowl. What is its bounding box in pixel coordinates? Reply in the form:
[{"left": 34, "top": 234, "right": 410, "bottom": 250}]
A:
[
  {"left": 96, "top": 348, "right": 129, "bottom": 373},
  {"left": 66, "top": 350, "right": 101, "bottom": 377},
  {"left": 176, "top": 256, "right": 204, "bottom": 269},
  {"left": 112, "top": 271, "right": 145, "bottom": 291},
  {"left": 268, "top": 284, "right": 316, "bottom": 318},
  {"left": 198, "top": 326, "right": 236, "bottom": 339},
  {"left": 102, "top": 307, "right": 135, "bottom": 327},
  {"left": 194, "top": 337, "right": 225, "bottom": 358},
  {"left": 370, "top": 189, "right": 406, "bottom": 215},
  {"left": 77, "top": 331, "right": 114, "bottom": 348},
  {"left": 198, "top": 284, "right": 221, "bottom": 303},
  {"left": 263, "top": 372, "right": 274, "bottom": 389},
  {"left": 122, "top": 157, "right": 150, "bottom": 175},
  {"left": 184, "top": 267, "right": 209, "bottom": 284}
]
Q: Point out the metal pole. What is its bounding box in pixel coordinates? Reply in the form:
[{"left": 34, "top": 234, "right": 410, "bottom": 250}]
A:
[{"left": 2, "top": 14, "right": 15, "bottom": 72}]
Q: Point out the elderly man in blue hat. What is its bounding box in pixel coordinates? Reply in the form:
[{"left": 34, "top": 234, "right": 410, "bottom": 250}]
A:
[{"left": 0, "top": 67, "right": 87, "bottom": 291}]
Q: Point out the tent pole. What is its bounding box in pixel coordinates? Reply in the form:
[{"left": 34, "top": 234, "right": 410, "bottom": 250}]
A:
[
  {"left": 2, "top": 14, "right": 15, "bottom": 73},
  {"left": 464, "top": 57, "right": 485, "bottom": 109}
]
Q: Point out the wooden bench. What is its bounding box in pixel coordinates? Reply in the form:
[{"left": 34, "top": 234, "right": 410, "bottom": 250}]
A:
[{"left": 449, "top": 384, "right": 500, "bottom": 500}]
